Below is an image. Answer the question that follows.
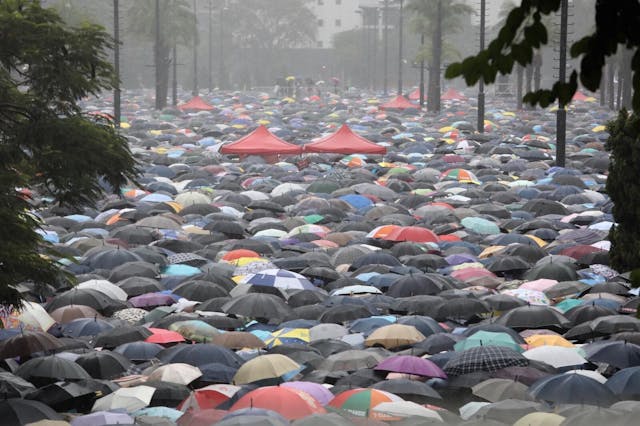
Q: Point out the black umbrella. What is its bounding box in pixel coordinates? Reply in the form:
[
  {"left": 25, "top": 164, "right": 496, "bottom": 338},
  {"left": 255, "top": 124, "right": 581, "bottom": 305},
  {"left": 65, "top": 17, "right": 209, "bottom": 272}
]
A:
[
  {"left": 435, "top": 298, "right": 491, "bottom": 321},
  {"left": 173, "top": 280, "right": 229, "bottom": 301},
  {"left": 443, "top": 346, "right": 529, "bottom": 376},
  {"left": 0, "top": 372, "right": 36, "bottom": 399},
  {"left": 0, "top": 398, "right": 63, "bottom": 426},
  {"left": 487, "top": 256, "right": 532, "bottom": 275},
  {"left": 61, "top": 317, "right": 115, "bottom": 338},
  {"left": 93, "top": 325, "right": 153, "bottom": 348},
  {"left": 584, "top": 340, "right": 640, "bottom": 369},
  {"left": 605, "top": 366, "right": 640, "bottom": 398},
  {"left": 494, "top": 305, "right": 571, "bottom": 332},
  {"left": 386, "top": 274, "right": 448, "bottom": 297},
  {"left": 116, "top": 276, "right": 164, "bottom": 297},
  {"left": 158, "top": 343, "right": 244, "bottom": 368},
  {"left": 318, "top": 304, "right": 375, "bottom": 324},
  {"left": 0, "top": 331, "right": 64, "bottom": 359},
  {"left": 463, "top": 324, "right": 527, "bottom": 344},
  {"left": 114, "top": 341, "right": 164, "bottom": 362},
  {"left": 564, "top": 302, "right": 618, "bottom": 326},
  {"left": 564, "top": 315, "right": 640, "bottom": 340},
  {"left": 222, "top": 293, "right": 294, "bottom": 322},
  {"left": 26, "top": 380, "right": 97, "bottom": 413},
  {"left": 16, "top": 356, "right": 91, "bottom": 387},
  {"left": 145, "top": 380, "right": 191, "bottom": 407},
  {"left": 472, "top": 399, "right": 542, "bottom": 424},
  {"left": 75, "top": 350, "right": 133, "bottom": 379},
  {"left": 529, "top": 373, "right": 617, "bottom": 406},
  {"left": 523, "top": 261, "right": 579, "bottom": 281},
  {"left": 372, "top": 379, "right": 442, "bottom": 402},
  {"left": 414, "top": 333, "right": 462, "bottom": 354},
  {"left": 82, "top": 247, "right": 144, "bottom": 270},
  {"left": 308, "top": 339, "right": 352, "bottom": 357},
  {"left": 109, "top": 261, "right": 160, "bottom": 282},
  {"left": 45, "top": 288, "right": 125, "bottom": 316},
  {"left": 198, "top": 362, "right": 239, "bottom": 384},
  {"left": 482, "top": 294, "right": 527, "bottom": 311},
  {"left": 287, "top": 290, "right": 328, "bottom": 308},
  {"left": 390, "top": 295, "right": 444, "bottom": 316}
]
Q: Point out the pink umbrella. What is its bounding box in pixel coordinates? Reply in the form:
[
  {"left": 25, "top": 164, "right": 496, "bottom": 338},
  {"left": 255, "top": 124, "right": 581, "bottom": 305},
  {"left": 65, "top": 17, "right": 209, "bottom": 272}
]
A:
[
  {"left": 281, "top": 381, "right": 334, "bottom": 406},
  {"left": 519, "top": 279, "right": 558, "bottom": 292}
]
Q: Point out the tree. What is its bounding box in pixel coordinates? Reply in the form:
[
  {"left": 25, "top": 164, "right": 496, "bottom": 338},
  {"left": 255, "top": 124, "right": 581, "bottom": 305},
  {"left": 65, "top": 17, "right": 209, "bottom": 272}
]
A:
[
  {"left": 126, "top": 0, "right": 195, "bottom": 110},
  {"left": 605, "top": 110, "right": 640, "bottom": 273},
  {"left": 0, "top": 0, "right": 138, "bottom": 306},
  {"left": 407, "top": 0, "right": 473, "bottom": 112},
  {"left": 445, "top": 0, "right": 640, "bottom": 111}
]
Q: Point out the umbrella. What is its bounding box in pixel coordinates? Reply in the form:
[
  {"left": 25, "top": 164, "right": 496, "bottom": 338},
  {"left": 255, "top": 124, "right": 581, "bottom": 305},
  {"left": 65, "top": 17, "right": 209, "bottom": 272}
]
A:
[
  {"left": 512, "top": 412, "right": 565, "bottom": 426},
  {"left": 522, "top": 346, "right": 587, "bottom": 369},
  {"left": 444, "top": 346, "right": 529, "bottom": 376},
  {"left": 178, "top": 384, "right": 241, "bottom": 411},
  {"left": 327, "top": 388, "right": 403, "bottom": 419},
  {"left": 71, "top": 411, "right": 134, "bottom": 426},
  {"left": 319, "top": 349, "right": 384, "bottom": 371},
  {"left": 374, "top": 355, "right": 446, "bottom": 379},
  {"left": 372, "top": 401, "right": 443, "bottom": 421},
  {"left": 583, "top": 340, "right": 640, "bottom": 369},
  {"left": 158, "top": 343, "right": 243, "bottom": 368},
  {"left": 94, "top": 326, "right": 153, "bottom": 348},
  {"left": 75, "top": 351, "right": 132, "bottom": 380},
  {"left": 364, "top": 324, "right": 426, "bottom": 349},
  {"left": 454, "top": 331, "right": 524, "bottom": 353},
  {"left": 0, "top": 372, "right": 36, "bottom": 399},
  {"left": 147, "top": 363, "right": 202, "bottom": 385},
  {"left": 471, "top": 399, "right": 543, "bottom": 424},
  {"left": 211, "top": 331, "right": 266, "bottom": 349},
  {"left": 0, "top": 331, "right": 63, "bottom": 359},
  {"left": 471, "top": 378, "right": 533, "bottom": 402},
  {"left": 91, "top": 385, "right": 156, "bottom": 413},
  {"left": 0, "top": 399, "right": 62, "bottom": 426},
  {"left": 281, "top": 381, "right": 335, "bottom": 406},
  {"left": 371, "top": 379, "right": 441, "bottom": 402},
  {"left": 238, "top": 269, "right": 316, "bottom": 290},
  {"left": 229, "top": 386, "right": 326, "bottom": 420},
  {"left": 16, "top": 356, "right": 91, "bottom": 386},
  {"left": 49, "top": 305, "right": 102, "bottom": 324},
  {"left": 232, "top": 354, "right": 302, "bottom": 385},
  {"left": 25, "top": 380, "right": 98, "bottom": 413},
  {"left": 145, "top": 328, "right": 187, "bottom": 344},
  {"left": 494, "top": 305, "right": 571, "bottom": 332},
  {"left": 222, "top": 293, "right": 294, "bottom": 322},
  {"left": 605, "top": 366, "right": 640, "bottom": 398},
  {"left": 528, "top": 373, "right": 617, "bottom": 406}
]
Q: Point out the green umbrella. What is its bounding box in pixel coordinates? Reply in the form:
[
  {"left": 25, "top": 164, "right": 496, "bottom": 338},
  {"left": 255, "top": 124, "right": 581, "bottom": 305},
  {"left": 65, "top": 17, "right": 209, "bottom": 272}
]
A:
[
  {"left": 454, "top": 331, "right": 524, "bottom": 353},
  {"left": 461, "top": 217, "right": 501, "bottom": 235},
  {"left": 304, "top": 214, "right": 324, "bottom": 224}
]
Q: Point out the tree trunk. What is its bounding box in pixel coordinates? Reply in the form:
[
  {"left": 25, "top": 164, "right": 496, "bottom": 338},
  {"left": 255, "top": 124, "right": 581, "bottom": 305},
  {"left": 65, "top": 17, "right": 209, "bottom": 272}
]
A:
[
  {"left": 516, "top": 65, "right": 523, "bottom": 110},
  {"left": 525, "top": 63, "right": 533, "bottom": 109},
  {"left": 533, "top": 51, "right": 542, "bottom": 92},
  {"left": 621, "top": 48, "right": 633, "bottom": 110},
  {"left": 608, "top": 60, "right": 615, "bottom": 110},
  {"left": 427, "top": 0, "right": 442, "bottom": 113},
  {"left": 157, "top": 43, "right": 171, "bottom": 110}
]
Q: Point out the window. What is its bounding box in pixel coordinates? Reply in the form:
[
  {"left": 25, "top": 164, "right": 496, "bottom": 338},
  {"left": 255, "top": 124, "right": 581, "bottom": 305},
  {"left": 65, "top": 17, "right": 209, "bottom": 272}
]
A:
[
  {"left": 318, "top": 19, "right": 324, "bottom": 27},
  {"left": 335, "top": 19, "right": 341, "bottom": 27},
  {"left": 317, "top": 41, "right": 324, "bottom": 48}
]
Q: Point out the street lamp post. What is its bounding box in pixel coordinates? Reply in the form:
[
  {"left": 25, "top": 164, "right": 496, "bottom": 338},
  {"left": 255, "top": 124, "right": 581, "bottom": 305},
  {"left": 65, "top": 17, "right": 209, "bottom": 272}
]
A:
[
  {"left": 208, "top": 0, "right": 212, "bottom": 92},
  {"left": 192, "top": 0, "right": 198, "bottom": 96},
  {"left": 219, "top": 1, "right": 227, "bottom": 89},
  {"left": 383, "top": 0, "right": 389, "bottom": 95},
  {"left": 556, "top": 0, "right": 568, "bottom": 167},
  {"left": 397, "top": 0, "right": 404, "bottom": 96},
  {"left": 477, "top": 0, "right": 486, "bottom": 133},
  {"left": 113, "top": 0, "right": 120, "bottom": 128}
]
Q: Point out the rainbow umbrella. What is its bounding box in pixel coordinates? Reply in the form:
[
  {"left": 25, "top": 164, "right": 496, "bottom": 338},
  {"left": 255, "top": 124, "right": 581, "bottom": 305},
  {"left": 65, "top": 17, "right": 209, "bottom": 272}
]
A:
[
  {"left": 328, "top": 388, "right": 403, "bottom": 419},
  {"left": 440, "top": 168, "right": 481, "bottom": 185}
]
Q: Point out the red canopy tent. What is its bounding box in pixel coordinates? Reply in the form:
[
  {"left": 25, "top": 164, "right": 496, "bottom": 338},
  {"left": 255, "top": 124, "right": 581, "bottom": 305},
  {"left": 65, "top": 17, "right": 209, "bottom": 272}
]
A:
[
  {"left": 219, "top": 125, "right": 303, "bottom": 156},
  {"left": 441, "top": 88, "right": 466, "bottom": 101},
  {"left": 303, "top": 124, "right": 387, "bottom": 155},
  {"left": 178, "top": 95, "right": 215, "bottom": 111},
  {"left": 379, "top": 95, "right": 418, "bottom": 110},
  {"left": 408, "top": 88, "right": 423, "bottom": 101}
]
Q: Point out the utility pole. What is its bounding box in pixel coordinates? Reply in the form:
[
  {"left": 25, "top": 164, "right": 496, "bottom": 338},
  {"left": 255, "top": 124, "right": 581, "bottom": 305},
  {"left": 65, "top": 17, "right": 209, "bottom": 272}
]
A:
[
  {"left": 113, "top": 0, "right": 120, "bottom": 128},
  {"left": 172, "top": 44, "right": 178, "bottom": 106},
  {"left": 397, "top": 0, "right": 404, "bottom": 95},
  {"left": 419, "top": 32, "right": 425, "bottom": 108},
  {"left": 477, "top": 0, "right": 486, "bottom": 133},
  {"left": 556, "top": 0, "right": 568, "bottom": 168},
  {"left": 219, "top": 1, "right": 226, "bottom": 89},
  {"left": 208, "top": 0, "right": 212, "bottom": 92},
  {"left": 383, "top": 0, "right": 389, "bottom": 95},
  {"left": 192, "top": 0, "right": 198, "bottom": 96},
  {"left": 154, "top": 0, "right": 162, "bottom": 110}
]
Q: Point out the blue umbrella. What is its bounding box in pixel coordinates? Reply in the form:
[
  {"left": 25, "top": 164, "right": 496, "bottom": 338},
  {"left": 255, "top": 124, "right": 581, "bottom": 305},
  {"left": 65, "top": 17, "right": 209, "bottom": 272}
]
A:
[
  {"left": 605, "top": 366, "right": 640, "bottom": 398},
  {"left": 529, "top": 373, "right": 617, "bottom": 406}
]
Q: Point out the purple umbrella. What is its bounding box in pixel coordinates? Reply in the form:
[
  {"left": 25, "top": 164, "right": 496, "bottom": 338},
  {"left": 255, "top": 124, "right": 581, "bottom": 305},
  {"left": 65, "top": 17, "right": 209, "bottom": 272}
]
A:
[
  {"left": 128, "top": 293, "right": 177, "bottom": 308},
  {"left": 281, "top": 381, "right": 335, "bottom": 405},
  {"left": 374, "top": 355, "right": 447, "bottom": 379}
]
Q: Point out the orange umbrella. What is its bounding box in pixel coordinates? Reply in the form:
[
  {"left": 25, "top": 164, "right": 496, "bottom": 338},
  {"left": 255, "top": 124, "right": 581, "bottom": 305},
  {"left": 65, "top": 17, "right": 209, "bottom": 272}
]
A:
[
  {"left": 230, "top": 386, "right": 325, "bottom": 420},
  {"left": 145, "top": 328, "right": 186, "bottom": 344},
  {"left": 383, "top": 226, "right": 440, "bottom": 243},
  {"left": 221, "top": 249, "right": 260, "bottom": 262}
]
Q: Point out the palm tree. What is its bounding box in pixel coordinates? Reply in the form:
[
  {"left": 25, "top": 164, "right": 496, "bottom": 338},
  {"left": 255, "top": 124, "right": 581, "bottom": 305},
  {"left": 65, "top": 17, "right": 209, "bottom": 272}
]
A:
[
  {"left": 127, "top": 0, "right": 195, "bottom": 110},
  {"left": 407, "top": 0, "right": 473, "bottom": 112}
]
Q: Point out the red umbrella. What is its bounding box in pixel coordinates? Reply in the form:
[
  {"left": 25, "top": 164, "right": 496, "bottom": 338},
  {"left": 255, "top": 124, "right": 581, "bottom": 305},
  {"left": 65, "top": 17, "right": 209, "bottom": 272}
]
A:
[
  {"left": 229, "top": 386, "right": 326, "bottom": 420},
  {"left": 145, "top": 328, "right": 186, "bottom": 344},
  {"left": 383, "top": 226, "right": 440, "bottom": 243},
  {"left": 179, "top": 384, "right": 241, "bottom": 411},
  {"left": 177, "top": 408, "right": 227, "bottom": 426}
]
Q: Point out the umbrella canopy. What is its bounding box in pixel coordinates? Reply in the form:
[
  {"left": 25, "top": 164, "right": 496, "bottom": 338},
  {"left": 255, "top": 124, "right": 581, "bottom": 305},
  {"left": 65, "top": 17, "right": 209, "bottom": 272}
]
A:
[
  {"left": 147, "top": 363, "right": 202, "bottom": 385},
  {"left": 364, "top": 324, "right": 426, "bottom": 349},
  {"left": 444, "top": 346, "right": 529, "bottom": 376},
  {"left": 229, "top": 386, "right": 326, "bottom": 420},
  {"left": 327, "top": 388, "right": 403, "bottom": 419},
  {"left": 528, "top": 373, "right": 617, "bottom": 406},
  {"left": 0, "top": 331, "right": 63, "bottom": 359},
  {"left": 374, "top": 355, "right": 446, "bottom": 379},
  {"left": 471, "top": 378, "right": 533, "bottom": 403},
  {"left": 0, "top": 399, "right": 62, "bottom": 426},
  {"left": 232, "top": 354, "right": 301, "bottom": 385},
  {"left": 91, "top": 385, "right": 156, "bottom": 413}
]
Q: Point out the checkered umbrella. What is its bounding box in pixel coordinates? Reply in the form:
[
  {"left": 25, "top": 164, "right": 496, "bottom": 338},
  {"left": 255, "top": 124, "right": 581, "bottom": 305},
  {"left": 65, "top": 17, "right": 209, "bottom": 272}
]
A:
[
  {"left": 443, "top": 346, "right": 529, "bottom": 376},
  {"left": 238, "top": 269, "right": 316, "bottom": 290}
]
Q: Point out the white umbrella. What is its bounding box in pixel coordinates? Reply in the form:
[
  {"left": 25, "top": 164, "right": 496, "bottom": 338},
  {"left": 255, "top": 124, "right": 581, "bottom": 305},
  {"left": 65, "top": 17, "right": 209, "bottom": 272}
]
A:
[
  {"left": 92, "top": 385, "right": 156, "bottom": 413},
  {"left": 147, "top": 363, "right": 202, "bottom": 385},
  {"left": 17, "top": 302, "right": 56, "bottom": 331},
  {"left": 373, "top": 401, "right": 443, "bottom": 421},
  {"left": 77, "top": 279, "right": 128, "bottom": 301},
  {"left": 175, "top": 191, "right": 211, "bottom": 206},
  {"left": 523, "top": 346, "right": 587, "bottom": 368}
]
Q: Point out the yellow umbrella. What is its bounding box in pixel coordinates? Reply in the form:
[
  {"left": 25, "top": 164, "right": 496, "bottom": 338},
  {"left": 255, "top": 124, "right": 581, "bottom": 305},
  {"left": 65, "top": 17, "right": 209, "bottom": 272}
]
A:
[
  {"left": 513, "top": 412, "right": 565, "bottom": 426},
  {"left": 257, "top": 119, "right": 271, "bottom": 125},
  {"left": 365, "top": 324, "right": 426, "bottom": 349},
  {"left": 120, "top": 122, "right": 131, "bottom": 129},
  {"left": 478, "top": 245, "right": 506, "bottom": 259},
  {"left": 232, "top": 354, "right": 301, "bottom": 385},
  {"left": 501, "top": 111, "right": 516, "bottom": 117},
  {"left": 264, "top": 328, "right": 310, "bottom": 347},
  {"left": 149, "top": 129, "right": 163, "bottom": 136},
  {"left": 525, "top": 334, "right": 574, "bottom": 348},
  {"left": 438, "top": 126, "right": 455, "bottom": 133},
  {"left": 592, "top": 125, "right": 607, "bottom": 132},
  {"left": 524, "top": 234, "right": 547, "bottom": 247}
]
